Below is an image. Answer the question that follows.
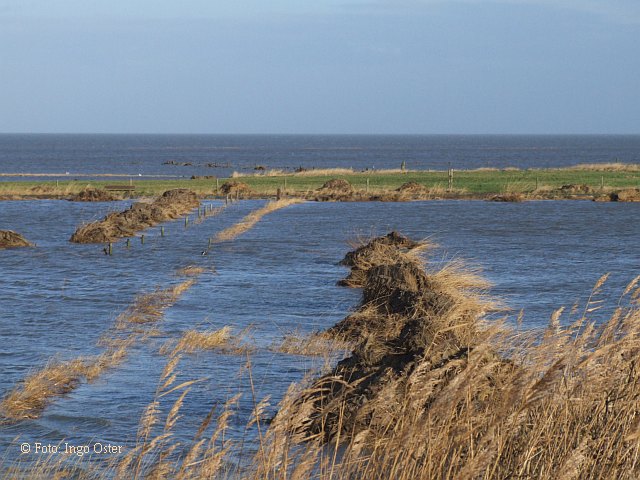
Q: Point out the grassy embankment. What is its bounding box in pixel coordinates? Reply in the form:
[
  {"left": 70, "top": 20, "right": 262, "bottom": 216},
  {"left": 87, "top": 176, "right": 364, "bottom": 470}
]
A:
[{"left": 1, "top": 164, "right": 638, "bottom": 198}]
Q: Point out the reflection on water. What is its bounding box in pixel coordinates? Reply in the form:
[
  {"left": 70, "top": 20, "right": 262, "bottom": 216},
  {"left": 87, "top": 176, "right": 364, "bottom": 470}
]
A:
[{"left": 0, "top": 199, "right": 638, "bottom": 462}]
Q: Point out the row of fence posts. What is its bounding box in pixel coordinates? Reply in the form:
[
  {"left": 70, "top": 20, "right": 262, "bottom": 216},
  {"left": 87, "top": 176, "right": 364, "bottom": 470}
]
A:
[{"left": 104, "top": 202, "right": 223, "bottom": 255}]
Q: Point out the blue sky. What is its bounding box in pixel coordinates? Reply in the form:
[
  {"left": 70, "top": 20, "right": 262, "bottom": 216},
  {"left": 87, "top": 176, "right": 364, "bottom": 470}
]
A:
[{"left": 1, "top": 0, "right": 638, "bottom": 133}]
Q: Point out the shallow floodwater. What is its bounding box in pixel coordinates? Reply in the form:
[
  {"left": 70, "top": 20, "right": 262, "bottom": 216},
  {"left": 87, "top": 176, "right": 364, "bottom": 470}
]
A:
[{"left": 0, "top": 199, "right": 638, "bottom": 467}]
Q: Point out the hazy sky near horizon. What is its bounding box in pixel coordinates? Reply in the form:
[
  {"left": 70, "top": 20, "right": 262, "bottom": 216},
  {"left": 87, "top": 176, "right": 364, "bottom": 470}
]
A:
[{"left": 1, "top": 1, "right": 639, "bottom": 134}]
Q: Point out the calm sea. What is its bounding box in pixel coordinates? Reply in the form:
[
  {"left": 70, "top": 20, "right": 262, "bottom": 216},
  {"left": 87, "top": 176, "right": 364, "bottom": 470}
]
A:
[{"left": 1, "top": 134, "right": 640, "bottom": 180}]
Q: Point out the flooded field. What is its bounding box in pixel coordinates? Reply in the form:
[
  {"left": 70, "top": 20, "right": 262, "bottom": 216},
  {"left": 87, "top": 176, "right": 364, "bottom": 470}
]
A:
[{"left": 0, "top": 199, "right": 638, "bottom": 469}]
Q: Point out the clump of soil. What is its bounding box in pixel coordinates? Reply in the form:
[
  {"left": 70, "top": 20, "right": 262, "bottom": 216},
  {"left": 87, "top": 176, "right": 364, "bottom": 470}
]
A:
[
  {"left": 321, "top": 179, "right": 353, "bottom": 191},
  {"left": 281, "top": 232, "right": 507, "bottom": 443},
  {"left": 396, "top": 181, "right": 426, "bottom": 193},
  {"left": 337, "top": 231, "right": 424, "bottom": 288},
  {"left": 70, "top": 189, "right": 199, "bottom": 243},
  {"left": 220, "top": 181, "right": 253, "bottom": 197},
  {"left": 559, "top": 184, "right": 593, "bottom": 195},
  {"left": 594, "top": 188, "right": 640, "bottom": 202},
  {"left": 68, "top": 189, "right": 118, "bottom": 202},
  {"left": 314, "top": 178, "right": 355, "bottom": 201},
  {"left": 0, "top": 230, "right": 33, "bottom": 249},
  {"left": 488, "top": 193, "right": 525, "bottom": 202},
  {"left": 613, "top": 188, "right": 640, "bottom": 202}
]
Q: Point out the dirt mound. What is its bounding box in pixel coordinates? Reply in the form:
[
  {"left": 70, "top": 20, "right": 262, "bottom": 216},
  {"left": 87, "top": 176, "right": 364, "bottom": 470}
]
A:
[
  {"left": 70, "top": 189, "right": 199, "bottom": 243},
  {"left": 488, "top": 193, "right": 525, "bottom": 202},
  {"left": 68, "top": 189, "right": 118, "bottom": 202},
  {"left": 220, "top": 181, "right": 253, "bottom": 197},
  {"left": 313, "top": 178, "right": 356, "bottom": 201},
  {"left": 337, "top": 231, "right": 424, "bottom": 287},
  {"left": 0, "top": 230, "right": 33, "bottom": 249},
  {"left": 594, "top": 188, "right": 640, "bottom": 202},
  {"left": 396, "top": 181, "right": 426, "bottom": 193},
  {"left": 560, "top": 184, "right": 593, "bottom": 194},
  {"left": 613, "top": 188, "right": 640, "bottom": 202},
  {"left": 281, "top": 233, "right": 506, "bottom": 443},
  {"left": 320, "top": 179, "right": 353, "bottom": 192}
]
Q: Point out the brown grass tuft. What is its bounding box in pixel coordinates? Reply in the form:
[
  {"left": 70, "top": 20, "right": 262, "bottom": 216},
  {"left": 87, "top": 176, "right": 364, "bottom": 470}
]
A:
[
  {"left": 270, "top": 330, "right": 353, "bottom": 358},
  {"left": 0, "top": 230, "right": 33, "bottom": 249},
  {"left": 115, "top": 280, "right": 195, "bottom": 328}
]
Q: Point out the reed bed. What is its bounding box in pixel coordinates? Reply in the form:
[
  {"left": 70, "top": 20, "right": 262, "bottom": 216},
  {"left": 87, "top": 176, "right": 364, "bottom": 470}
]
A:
[
  {"left": 5, "top": 234, "right": 640, "bottom": 479},
  {"left": 212, "top": 199, "right": 303, "bottom": 243},
  {"left": 567, "top": 162, "right": 640, "bottom": 171},
  {"left": 120, "top": 235, "right": 640, "bottom": 479},
  {"left": 231, "top": 168, "right": 408, "bottom": 178}
]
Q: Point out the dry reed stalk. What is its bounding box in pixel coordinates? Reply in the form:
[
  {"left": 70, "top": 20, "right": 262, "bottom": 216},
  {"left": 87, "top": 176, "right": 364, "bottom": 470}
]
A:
[
  {"left": 567, "top": 162, "right": 640, "bottom": 171},
  {"left": 213, "top": 199, "right": 303, "bottom": 243},
  {"left": 270, "top": 331, "right": 352, "bottom": 358},
  {"left": 171, "top": 327, "right": 232, "bottom": 353},
  {"left": 115, "top": 280, "right": 195, "bottom": 328}
]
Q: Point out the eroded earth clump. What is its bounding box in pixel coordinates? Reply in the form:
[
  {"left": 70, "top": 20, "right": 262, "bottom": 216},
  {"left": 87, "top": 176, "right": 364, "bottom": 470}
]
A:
[
  {"left": 313, "top": 178, "right": 357, "bottom": 201},
  {"left": 219, "top": 181, "right": 254, "bottom": 198},
  {"left": 68, "top": 189, "right": 119, "bottom": 202},
  {"left": 594, "top": 188, "right": 640, "bottom": 202},
  {"left": 282, "top": 232, "right": 513, "bottom": 443},
  {"left": 0, "top": 230, "right": 33, "bottom": 249},
  {"left": 70, "top": 189, "right": 199, "bottom": 243}
]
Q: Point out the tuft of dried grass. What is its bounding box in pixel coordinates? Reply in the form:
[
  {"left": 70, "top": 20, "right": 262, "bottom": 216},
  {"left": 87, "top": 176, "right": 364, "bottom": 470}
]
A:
[
  {"left": 213, "top": 199, "right": 303, "bottom": 243},
  {"left": 115, "top": 280, "right": 195, "bottom": 328},
  {"left": 270, "top": 331, "right": 352, "bottom": 358}
]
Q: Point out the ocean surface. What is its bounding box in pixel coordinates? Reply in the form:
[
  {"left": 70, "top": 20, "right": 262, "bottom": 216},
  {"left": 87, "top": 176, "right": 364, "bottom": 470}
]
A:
[
  {"left": 1, "top": 134, "right": 640, "bottom": 181},
  {"left": 0, "top": 199, "right": 638, "bottom": 469}
]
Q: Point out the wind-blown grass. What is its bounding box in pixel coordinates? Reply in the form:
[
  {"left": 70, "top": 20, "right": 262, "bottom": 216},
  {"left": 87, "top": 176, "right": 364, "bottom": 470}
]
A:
[
  {"left": 212, "top": 199, "right": 303, "bottom": 243},
  {"left": 0, "top": 280, "right": 196, "bottom": 422},
  {"left": 4, "top": 235, "right": 640, "bottom": 479}
]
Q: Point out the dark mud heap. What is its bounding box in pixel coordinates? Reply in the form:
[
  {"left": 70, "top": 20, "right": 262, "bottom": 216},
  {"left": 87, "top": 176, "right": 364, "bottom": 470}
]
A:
[
  {"left": 0, "top": 230, "right": 33, "bottom": 249},
  {"left": 284, "top": 232, "right": 512, "bottom": 443},
  {"left": 219, "top": 181, "right": 254, "bottom": 198},
  {"left": 594, "top": 188, "right": 640, "bottom": 202},
  {"left": 68, "top": 189, "right": 119, "bottom": 202},
  {"left": 313, "top": 179, "right": 356, "bottom": 201},
  {"left": 70, "top": 189, "right": 200, "bottom": 243}
]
